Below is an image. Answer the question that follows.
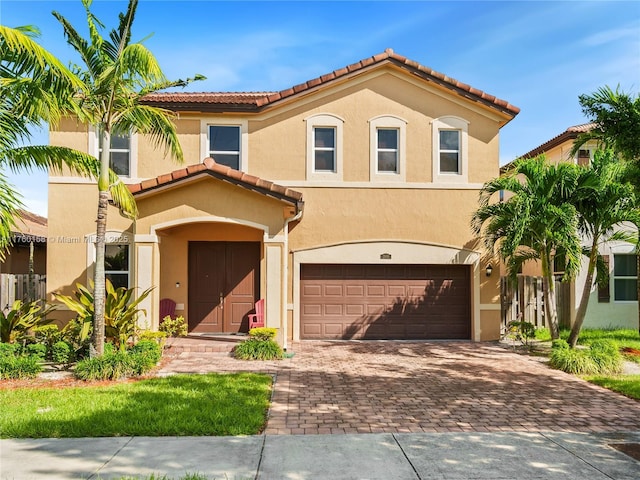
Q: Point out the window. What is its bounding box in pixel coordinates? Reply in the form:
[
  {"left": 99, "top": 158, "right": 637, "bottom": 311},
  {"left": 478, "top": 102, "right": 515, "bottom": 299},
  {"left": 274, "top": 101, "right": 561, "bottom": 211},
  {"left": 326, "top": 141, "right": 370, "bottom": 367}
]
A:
[
  {"left": 369, "top": 115, "right": 406, "bottom": 181},
  {"left": 98, "top": 128, "right": 131, "bottom": 176},
  {"left": 313, "top": 127, "right": 336, "bottom": 172},
  {"left": 613, "top": 254, "right": 637, "bottom": 301},
  {"left": 305, "top": 113, "right": 343, "bottom": 180},
  {"left": 208, "top": 125, "right": 241, "bottom": 169},
  {"left": 431, "top": 116, "right": 469, "bottom": 183},
  {"left": 577, "top": 149, "right": 590, "bottom": 166},
  {"left": 439, "top": 130, "right": 460, "bottom": 174},
  {"left": 376, "top": 128, "right": 399, "bottom": 173},
  {"left": 105, "top": 244, "right": 129, "bottom": 289}
]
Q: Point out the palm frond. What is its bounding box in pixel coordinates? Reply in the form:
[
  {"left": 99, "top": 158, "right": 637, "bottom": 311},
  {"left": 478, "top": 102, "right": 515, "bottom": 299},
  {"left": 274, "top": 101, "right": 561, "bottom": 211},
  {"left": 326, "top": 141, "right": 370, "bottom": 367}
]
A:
[{"left": 0, "top": 171, "right": 24, "bottom": 260}]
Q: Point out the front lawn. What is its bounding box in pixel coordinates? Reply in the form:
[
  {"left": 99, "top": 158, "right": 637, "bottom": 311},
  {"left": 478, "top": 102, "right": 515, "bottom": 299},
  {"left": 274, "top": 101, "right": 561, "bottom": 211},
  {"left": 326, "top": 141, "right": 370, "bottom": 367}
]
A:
[
  {"left": 534, "top": 328, "right": 640, "bottom": 400},
  {"left": 0, "top": 373, "right": 272, "bottom": 438},
  {"left": 587, "top": 375, "right": 640, "bottom": 400}
]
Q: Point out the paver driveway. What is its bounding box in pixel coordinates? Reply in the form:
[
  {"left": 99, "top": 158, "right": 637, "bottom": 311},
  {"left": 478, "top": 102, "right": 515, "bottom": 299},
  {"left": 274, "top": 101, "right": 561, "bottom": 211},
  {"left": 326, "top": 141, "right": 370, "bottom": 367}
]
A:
[{"left": 159, "top": 341, "right": 640, "bottom": 434}]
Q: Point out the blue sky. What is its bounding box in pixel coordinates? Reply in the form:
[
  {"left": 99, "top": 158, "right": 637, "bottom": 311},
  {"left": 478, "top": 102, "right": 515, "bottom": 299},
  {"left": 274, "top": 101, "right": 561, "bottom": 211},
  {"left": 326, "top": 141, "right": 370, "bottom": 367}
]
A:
[{"left": 2, "top": 0, "right": 639, "bottom": 216}]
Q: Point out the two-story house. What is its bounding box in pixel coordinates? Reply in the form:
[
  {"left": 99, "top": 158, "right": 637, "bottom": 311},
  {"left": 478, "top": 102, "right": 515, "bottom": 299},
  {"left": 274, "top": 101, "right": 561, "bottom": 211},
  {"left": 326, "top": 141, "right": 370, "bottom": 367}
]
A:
[
  {"left": 513, "top": 124, "right": 638, "bottom": 330},
  {"left": 47, "top": 49, "right": 519, "bottom": 345}
]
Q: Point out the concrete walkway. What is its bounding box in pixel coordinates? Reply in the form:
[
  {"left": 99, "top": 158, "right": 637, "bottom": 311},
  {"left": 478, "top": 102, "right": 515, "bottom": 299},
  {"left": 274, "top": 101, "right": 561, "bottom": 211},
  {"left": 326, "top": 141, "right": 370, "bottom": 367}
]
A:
[
  {"left": 2, "top": 431, "right": 639, "bottom": 479},
  {"left": 160, "top": 341, "right": 640, "bottom": 434}
]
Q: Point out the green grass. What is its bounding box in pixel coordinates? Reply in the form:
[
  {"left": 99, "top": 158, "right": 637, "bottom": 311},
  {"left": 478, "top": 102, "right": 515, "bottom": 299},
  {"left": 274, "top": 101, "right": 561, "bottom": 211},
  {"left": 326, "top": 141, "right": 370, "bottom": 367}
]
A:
[
  {"left": 587, "top": 375, "right": 640, "bottom": 400},
  {"left": 534, "top": 328, "right": 640, "bottom": 399},
  {"left": 0, "top": 373, "right": 272, "bottom": 438}
]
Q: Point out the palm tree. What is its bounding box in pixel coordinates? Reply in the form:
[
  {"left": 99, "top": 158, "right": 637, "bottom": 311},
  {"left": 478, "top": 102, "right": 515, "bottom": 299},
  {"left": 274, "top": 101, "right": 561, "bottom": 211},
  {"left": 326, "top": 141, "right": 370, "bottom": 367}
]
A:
[
  {"left": 570, "top": 86, "right": 640, "bottom": 163},
  {"left": 471, "top": 156, "right": 583, "bottom": 340},
  {"left": 0, "top": 25, "right": 135, "bottom": 258},
  {"left": 567, "top": 150, "right": 640, "bottom": 347},
  {"left": 52, "top": 0, "right": 203, "bottom": 355}
]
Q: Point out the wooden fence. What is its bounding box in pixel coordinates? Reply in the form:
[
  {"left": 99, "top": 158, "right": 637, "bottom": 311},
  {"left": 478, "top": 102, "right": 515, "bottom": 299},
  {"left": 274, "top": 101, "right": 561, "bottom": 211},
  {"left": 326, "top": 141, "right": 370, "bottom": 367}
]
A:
[
  {"left": 501, "top": 275, "right": 571, "bottom": 332},
  {"left": 0, "top": 274, "right": 47, "bottom": 309}
]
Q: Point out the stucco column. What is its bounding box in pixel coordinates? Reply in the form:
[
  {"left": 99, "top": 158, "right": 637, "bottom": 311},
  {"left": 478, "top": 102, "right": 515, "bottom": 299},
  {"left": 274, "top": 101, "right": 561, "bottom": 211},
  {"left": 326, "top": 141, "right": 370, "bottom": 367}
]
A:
[
  {"left": 264, "top": 236, "right": 285, "bottom": 342},
  {"left": 134, "top": 235, "right": 160, "bottom": 330}
]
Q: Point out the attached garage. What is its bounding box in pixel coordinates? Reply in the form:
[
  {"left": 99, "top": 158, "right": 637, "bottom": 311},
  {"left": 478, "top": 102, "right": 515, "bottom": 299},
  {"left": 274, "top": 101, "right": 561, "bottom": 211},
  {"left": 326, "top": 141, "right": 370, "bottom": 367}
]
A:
[{"left": 300, "top": 264, "right": 471, "bottom": 340}]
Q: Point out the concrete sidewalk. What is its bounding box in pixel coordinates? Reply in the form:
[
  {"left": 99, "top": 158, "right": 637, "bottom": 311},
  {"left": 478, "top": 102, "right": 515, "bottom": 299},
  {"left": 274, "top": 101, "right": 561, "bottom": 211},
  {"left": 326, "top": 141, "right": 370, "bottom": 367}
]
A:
[{"left": 2, "top": 432, "right": 639, "bottom": 479}]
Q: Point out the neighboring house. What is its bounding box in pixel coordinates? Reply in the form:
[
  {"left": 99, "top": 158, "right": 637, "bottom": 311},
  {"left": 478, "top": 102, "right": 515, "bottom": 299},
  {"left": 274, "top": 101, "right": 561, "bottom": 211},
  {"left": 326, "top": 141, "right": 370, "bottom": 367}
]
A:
[
  {"left": 47, "top": 49, "right": 519, "bottom": 343},
  {"left": 0, "top": 210, "right": 47, "bottom": 308},
  {"left": 508, "top": 123, "right": 638, "bottom": 330},
  {"left": 0, "top": 210, "right": 47, "bottom": 275}
]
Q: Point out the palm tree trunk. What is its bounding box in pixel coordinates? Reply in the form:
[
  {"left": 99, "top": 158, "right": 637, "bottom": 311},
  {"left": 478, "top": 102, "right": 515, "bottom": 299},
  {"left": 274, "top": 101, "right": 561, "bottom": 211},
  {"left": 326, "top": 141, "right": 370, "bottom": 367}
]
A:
[
  {"left": 568, "top": 239, "right": 598, "bottom": 348},
  {"left": 93, "top": 130, "right": 111, "bottom": 356},
  {"left": 542, "top": 251, "right": 560, "bottom": 339}
]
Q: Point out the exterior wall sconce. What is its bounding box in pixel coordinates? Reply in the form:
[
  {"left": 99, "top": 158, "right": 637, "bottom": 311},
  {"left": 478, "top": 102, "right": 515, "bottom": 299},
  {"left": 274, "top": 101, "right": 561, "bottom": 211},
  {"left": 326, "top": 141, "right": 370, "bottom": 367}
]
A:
[
  {"left": 485, "top": 264, "right": 493, "bottom": 277},
  {"left": 175, "top": 281, "right": 180, "bottom": 288}
]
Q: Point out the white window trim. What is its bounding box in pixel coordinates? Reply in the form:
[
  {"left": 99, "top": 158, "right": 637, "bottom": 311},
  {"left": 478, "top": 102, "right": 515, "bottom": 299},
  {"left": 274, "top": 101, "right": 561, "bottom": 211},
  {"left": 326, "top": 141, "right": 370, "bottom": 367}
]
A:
[
  {"left": 612, "top": 252, "right": 638, "bottom": 303},
  {"left": 305, "top": 113, "right": 344, "bottom": 181},
  {"left": 88, "top": 126, "right": 138, "bottom": 179},
  {"left": 369, "top": 115, "right": 407, "bottom": 182},
  {"left": 85, "top": 231, "right": 133, "bottom": 288},
  {"left": 431, "top": 115, "right": 469, "bottom": 183},
  {"left": 200, "top": 118, "right": 249, "bottom": 172}
]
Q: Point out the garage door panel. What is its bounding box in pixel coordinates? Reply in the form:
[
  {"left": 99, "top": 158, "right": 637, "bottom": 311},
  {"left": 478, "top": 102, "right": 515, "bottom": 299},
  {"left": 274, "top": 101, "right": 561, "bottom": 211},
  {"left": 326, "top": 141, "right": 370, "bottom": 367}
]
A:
[{"left": 300, "top": 264, "right": 470, "bottom": 340}]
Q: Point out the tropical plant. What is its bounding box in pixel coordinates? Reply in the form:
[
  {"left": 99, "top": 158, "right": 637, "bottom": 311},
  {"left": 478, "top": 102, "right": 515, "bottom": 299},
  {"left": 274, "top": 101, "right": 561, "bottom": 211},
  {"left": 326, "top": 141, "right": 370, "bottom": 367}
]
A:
[
  {"left": 55, "top": 279, "right": 153, "bottom": 351},
  {"left": 0, "top": 299, "right": 54, "bottom": 343},
  {"left": 568, "top": 150, "right": 640, "bottom": 347},
  {"left": 159, "top": 315, "right": 187, "bottom": 337},
  {"left": 235, "top": 328, "right": 283, "bottom": 360},
  {"left": 571, "top": 86, "right": 640, "bottom": 162},
  {"left": 0, "top": 25, "right": 136, "bottom": 260},
  {"left": 51, "top": 0, "right": 203, "bottom": 355},
  {"left": 471, "top": 156, "right": 583, "bottom": 339}
]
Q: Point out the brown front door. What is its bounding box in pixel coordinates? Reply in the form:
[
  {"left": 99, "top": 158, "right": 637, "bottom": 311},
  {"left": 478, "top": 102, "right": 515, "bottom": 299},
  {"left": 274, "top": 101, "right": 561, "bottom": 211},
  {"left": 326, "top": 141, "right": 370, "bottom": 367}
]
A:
[{"left": 188, "top": 241, "right": 260, "bottom": 333}]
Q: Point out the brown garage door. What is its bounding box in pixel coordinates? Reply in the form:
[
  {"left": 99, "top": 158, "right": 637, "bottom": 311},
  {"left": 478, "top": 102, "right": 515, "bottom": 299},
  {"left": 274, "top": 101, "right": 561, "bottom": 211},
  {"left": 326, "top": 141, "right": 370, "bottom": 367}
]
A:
[{"left": 300, "top": 264, "right": 471, "bottom": 340}]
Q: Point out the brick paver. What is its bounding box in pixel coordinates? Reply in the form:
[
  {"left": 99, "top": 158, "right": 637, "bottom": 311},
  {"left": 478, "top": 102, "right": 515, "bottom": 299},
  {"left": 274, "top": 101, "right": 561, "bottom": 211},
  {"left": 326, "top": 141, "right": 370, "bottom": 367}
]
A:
[{"left": 158, "top": 341, "right": 640, "bottom": 434}]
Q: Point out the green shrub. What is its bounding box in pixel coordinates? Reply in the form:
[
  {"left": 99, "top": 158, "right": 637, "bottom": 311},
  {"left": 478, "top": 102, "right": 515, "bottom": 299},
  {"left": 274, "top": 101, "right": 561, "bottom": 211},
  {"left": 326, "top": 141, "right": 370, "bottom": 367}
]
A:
[
  {"left": 138, "top": 329, "right": 168, "bottom": 346},
  {"left": 506, "top": 321, "right": 536, "bottom": 344},
  {"left": 51, "top": 341, "right": 73, "bottom": 365},
  {"left": 25, "top": 343, "right": 47, "bottom": 360},
  {"left": 248, "top": 327, "right": 277, "bottom": 341},
  {"left": 159, "top": 315, "right": 187, "bottom": 337},
  {"left": 0, "top": 354, "right": 42, "bottom": 379},
  {"left": 550, "top": 339, "right": 622, "bottom": 375},
  {"left": 33, "top": 324, "right": 62, "bottom": 351},
  {"left": 61, "top": 318, "right": 92, "bottom": 360},
  {"left": 0, "top": 342, "right": 18, "bottom": 357},
  {"left": 55, "top": 280, "right": 153, "bottom": 351},
  {"left": 589, "top": 340, "right": 622, "bottom": 374},
  {"left": 74, "top": 341, "right": 162, "bottom": 381},
  {"left": 0, "top": 299, "right": 55, "bottom": 343},
  {"left": 234, "top": 338, "right": 283, "bottom": 360}
]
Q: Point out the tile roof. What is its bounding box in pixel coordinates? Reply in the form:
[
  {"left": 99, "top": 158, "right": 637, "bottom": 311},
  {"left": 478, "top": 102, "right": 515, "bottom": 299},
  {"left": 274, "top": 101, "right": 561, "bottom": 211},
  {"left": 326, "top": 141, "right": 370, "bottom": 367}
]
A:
[
  {"left": 129, "top": 158, "right": 304, "bottom": 210},
  {"left": 11, "top": 210, "right": 48, "bottom": 242},
  {"left": 500, "top": 122, "right": 596, "bottom": 173},
  {"left": 142, "top": 48, "right": 519, "bottom": 118},
  {"left": 520, "top": 122, "right": 596, "bottom": 159}
]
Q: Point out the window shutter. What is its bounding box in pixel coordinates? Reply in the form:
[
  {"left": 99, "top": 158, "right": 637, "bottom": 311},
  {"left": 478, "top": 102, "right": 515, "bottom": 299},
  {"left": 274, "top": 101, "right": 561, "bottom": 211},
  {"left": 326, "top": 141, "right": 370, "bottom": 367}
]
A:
[{"left": 598, "top": 255, "right": 610, "bottom": 303}]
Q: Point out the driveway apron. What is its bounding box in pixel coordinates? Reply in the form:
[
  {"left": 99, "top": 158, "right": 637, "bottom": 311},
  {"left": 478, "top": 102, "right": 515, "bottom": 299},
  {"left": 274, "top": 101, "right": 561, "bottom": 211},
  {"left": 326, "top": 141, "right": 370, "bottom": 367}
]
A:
[{"left": 158, "top": 341, "right": 640, "bottom": 434}]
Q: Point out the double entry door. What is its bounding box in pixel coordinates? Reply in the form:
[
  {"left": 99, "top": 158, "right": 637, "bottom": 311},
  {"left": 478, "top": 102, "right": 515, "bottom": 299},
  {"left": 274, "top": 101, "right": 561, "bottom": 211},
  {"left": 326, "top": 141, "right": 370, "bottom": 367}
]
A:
[{"left": 188, "top": 241, "right": 260, "bottom": 333}]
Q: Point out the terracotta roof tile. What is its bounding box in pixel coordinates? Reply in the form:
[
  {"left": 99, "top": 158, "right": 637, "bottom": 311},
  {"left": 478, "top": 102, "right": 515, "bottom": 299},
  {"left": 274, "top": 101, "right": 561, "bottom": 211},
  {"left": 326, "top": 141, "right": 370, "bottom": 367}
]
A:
[
  {"left": 501, "top": 123, "right": 597, "bottom": 173},
  {"left": 129, "top": 159, "right": 304, "bottom": 208},
  {"left": 11, "top": 210, "right": 47, "bottom": 239},
  {"left": 141, "top": 49, "right": 519, "bottom": 118}
]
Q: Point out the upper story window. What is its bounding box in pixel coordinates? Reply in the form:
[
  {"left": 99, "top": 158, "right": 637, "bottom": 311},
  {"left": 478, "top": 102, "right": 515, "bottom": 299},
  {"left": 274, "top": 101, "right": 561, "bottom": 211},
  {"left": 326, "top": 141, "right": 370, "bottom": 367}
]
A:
[
  {"left": 208, "top": 125, "right": 241, "bottom": 170},
  {"left": 369, "top": 115, "right": 406, "bottom": 182},
  {"left": 306, "top": 113, "right": 344, "bottom": 180},
  {"left": 431, "top": 116, "right": 469, "bottom": 183},
  {"left": 439, "top": 130, "right": 461, "bottom": 174},
  {"left": 200, "top": 119, "right": 248, "bottom": 172},
  {"left": 577, "top": 149, "right": 591, "bottom": 166},
  {"left": 313, "top": 127, "right": 336, "bottom": 172},
  {"left": 613, "top": 254, "right": 637, "bottom": 302},
  {"left": 377, "top": 129, "right": 399, "bottom": 173},
  {"left": 95, "top": 127, "right": 134, "bottom": 177}
]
